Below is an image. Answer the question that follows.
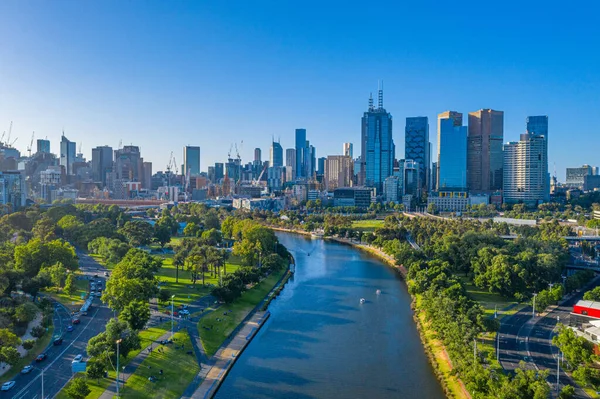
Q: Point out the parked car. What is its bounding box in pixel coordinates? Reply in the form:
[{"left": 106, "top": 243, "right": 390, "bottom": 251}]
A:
[
  {"left": 21, "top": 365, "right": 33, "bottom": 374},
  {"left": 72, "top": 354, "right": 83, "bottom": 363},
  {"left": 72, "top": 318, "right": 80, "bottom": 325},
  {"left": 53, "top": 338, "right": 63, "bottom": 346},
  {"left": 67, "top": 325, "right": 74, "bottom": 332},
  {"left": 36, "top": 353, "right": 48, "bottom": 362},
  {"left": 1, "top": 381, "right": 15, "bottom": 391},
  {"left": 104, "top": 272, "right": 109, "bottom": 276}
]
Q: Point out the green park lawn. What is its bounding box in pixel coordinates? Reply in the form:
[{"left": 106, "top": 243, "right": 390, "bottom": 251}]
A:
[
  {"left": 56, "top": 323, "right": 171, "bottom": 399},
  {"left": 45, "top": 278, "right": 89, "bottom": 312},
  {"left": 459, "top": 277, "right": 516, "bottom": 315},
  {"left": 198, "top": 268, "right": 287, "bottom": 356},
  {"left": 0, "top": 323, "right": 54, "bottom": 384},
  {"left": 156, "top": 255, "right": 242, "bottom": 309},
  {"left": 89, "top": 253, "right": 116, "bottom": 270},
  {"left": 118, "top": 330, "right": 199, "bottom": 399},
  {"left": 352, "top": 219, "right": 384, "bottom": 232}
]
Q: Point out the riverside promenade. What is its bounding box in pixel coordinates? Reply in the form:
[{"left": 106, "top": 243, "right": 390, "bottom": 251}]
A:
[{"left": 189, "top": 310, "right": 270, "bottom": 399}]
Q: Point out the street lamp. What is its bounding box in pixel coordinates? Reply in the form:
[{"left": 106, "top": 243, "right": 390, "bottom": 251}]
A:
[
  {"left": 171, "top": 295, "right": 175, "bottom": 340},
  {"left": 532, "top": 293, "right": 538, "bottom": 317},
  {"left": 116, "top": 339, "right": 123, "bottom": 398}
]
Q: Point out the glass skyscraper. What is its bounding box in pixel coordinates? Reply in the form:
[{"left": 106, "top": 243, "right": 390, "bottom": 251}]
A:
[
  {"left": 183, "top": 146, "right": 201, "bottom": 176},
  {"left": 270, "top": 140, "right": 283, "bottom": 168},
  {"left": 437, "top": 111, "right": 467, "bottom": 190},
  {"left": 467, "top": 109, "right": 504, "bottom": 192},
  {"left": 526, "top": 115, "right": 548, "bottom": 137},
  {"left": 60, "top": 134, "right": 76, "bottom": 175},
  {"left": 295, "top": 129, "right": 307, "bottom": 178},
  {"left": 405, "top": 116, "right": 429, "bottom": 195},
  {"left": 360, "top": 87, "right": 394, "bottom": 192}
]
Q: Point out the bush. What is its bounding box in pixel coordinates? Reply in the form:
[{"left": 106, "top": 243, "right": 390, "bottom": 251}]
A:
[
  {"left": 22, "top": 339, "right": 36, "bottom": 350},
  {"left": 31, "top": 325, "right": 46, "bottom": 338}
]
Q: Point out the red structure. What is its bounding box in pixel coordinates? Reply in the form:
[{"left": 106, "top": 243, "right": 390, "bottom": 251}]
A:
[{"left": 573, "top": 300, "right": 600, "bottom": 319}]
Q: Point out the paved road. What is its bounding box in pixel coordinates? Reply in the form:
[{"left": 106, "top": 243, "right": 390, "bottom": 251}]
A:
[
  {"left": 499, "top": 285, "right": 599, "bottom": 398},
  {"left": 7, "top": 252, "right": 112, "bottom": 399}
]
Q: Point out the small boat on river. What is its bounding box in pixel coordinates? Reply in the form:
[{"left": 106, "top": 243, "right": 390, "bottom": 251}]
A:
[
  {"left": 359, "top": 298, "right": 366, "bottom": 304},
  {"left": 376, "top": 289, "right": 381, "bottom": 295}
]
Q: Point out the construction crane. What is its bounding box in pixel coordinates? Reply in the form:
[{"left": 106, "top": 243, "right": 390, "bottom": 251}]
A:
[
  {"left": 27, "top": 131, "right": 35, "bottom": 157},
  {"left": 118, "top": 139, "right": 122, "bottom": 149},
  {"left": 78, "top": 142, "right": 82, "bottom": 154},
  {"left": 0, "top": 132, "right": 5, "bottom": 145},
  {"left": 6, "top": 121, "right": 13, "bottom": 147},
  {"left": 253, "top": 163, "right": 268, "bottom": 186},
  {"left": 227, "top": 143, "right": 233, "bottom": 160}
]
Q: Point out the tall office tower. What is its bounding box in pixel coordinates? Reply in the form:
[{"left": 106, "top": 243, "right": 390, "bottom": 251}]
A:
[
  {"left": 317, "top": 157, "right": 326, "bottom": 176},
  {"left": 405, "top": 116, "right": 430, "bottom": 195},
  {"left": 526, "top": 115, "right": 548, "bottom": 137},
  {"left": 91, "top": 146, "right": 113, "bottom": 187},
  {"left": 254, "top": 148, "right": 262, "bottom": 163},
  {"left": 208, "top": 166, "right": 215, "bottom": 183},
  {"left": 324, "top": 155, "right": 353, "bottom": 190},
  {"left": 214, "top": 163, "right": 224, "bottom": 181},
  {"left": 343, "top": 142, "right": 353, "bottom": 158},
  {"left": 361, "top": 85, "right": 394, "bottom": 192},
  {"left": 431, "top": 162, "right": 438, "bottom": 191},
  {"left": 142, "top": 162, "right": 152, "bottom": 189},
  {"left": 114, "top": 146, "right": 142, "bottom": 181},
  {"left": 270, "top": 140, "right": 283, "bottom": 168},
  {"left": 403, "top": 160, "right": 420, "bottom": 197},
  {"left": 285, "top": 148, "right": 296, "bottom": 180},
  {"left": 467, "top": 109, "right": 504, "bottom": 192},
  {"left": 437, "top": 111, "right": 467, "bottom": 190},
  {"left": 309, "top": 145, "right": 316, "bottom": 177},
  {"left": 295, "top": 129, "right": 307, "bottom": 179},
  {"left": 503, "top": 130, "right": 549, "bottom": 205},
  {"left": 37, "top": 139, "right": 50, "bottom": 154},
  {"left": 183, "top": 146, "right": 201, "bottom": 177},
  {"left": 566, "top": 165, "right": 596, "bottom": 187},
  {"left": 60, "top": 134, "right": 76, "bottom": 175}
]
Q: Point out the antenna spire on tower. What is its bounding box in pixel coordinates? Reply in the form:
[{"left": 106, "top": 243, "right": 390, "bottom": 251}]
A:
[
  {"left": 378, "top": 80, "right": 384, "bottom": 109},
  {"left": 368, "top": 92, "right": 373, "bottom": 110}
]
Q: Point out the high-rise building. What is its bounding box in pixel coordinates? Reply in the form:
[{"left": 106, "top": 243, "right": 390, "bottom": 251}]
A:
[
  {"left": 270, "top": 140, "right": 283, "bottom": 168},
  {"left": 142, "top": 162, "right": 152, "bottom": 189},
  {"left": 114, "top": 146, "right": 142, "bottom": 181},
  {"left": 343, "top": 143, "right": 353, "bottom": 158},
  {"left": 526, "top": 115, "right": 548, "bottom": 137},
  {"left": 295, "top": 129, "right": 307, "bottom": 179},
  {"left": 91, "top": 146, "right": 113, "bottom": 187},
  {"left": 503, "top": 129, "right": 549, "bottom": 205},
  {"left": 405, "top": 117, "right": 429, "bottom": 195},
  {"left": 254, "top": 148, "right": 262, "bottom": 163},
  {"left": 214, "top": 163, "right": 224, "bottom": 181},
  {"left": 324, "top": 155, "right": 353, "bottom": 190},
  {"left": 285, "top": 148, "right": 296, "bottom": 180},
  {"left": 361, "top": 86, "right": 394, "bottom": 192},
  {"left": 467, "top": 109, "right": 504, "bottom": 192},
  {"left": 183, "top": 146, "right": 201, "bottom": 177},
  {"left": 437, "top": 111, "right": 467, "bottom": 191},
  {"left": 207, "top": 166, "right": 215, "bottom": 183},
  {"left": 403, "top": 160, "right": 420, "bottom": 197},
  {"left": 60, "top": 134, "right": 76, "bottom": 175},
  {"left": 383, "top": 175, "right": 400, "bottom": 203},
  {"left": 0, "top": 171, "right": 26, "bottom": 210},
  {"left": 37, "top": 139, "right": 50, "bottom": 154},
  {"left": 566, "top": 164, "right": 596, "bottom": 187},
  {"left": 317, "top": 157, "right": 326, "bottom": 176},
  {"left": 431, "top": 162, "right": 438, "bottom": 192}
]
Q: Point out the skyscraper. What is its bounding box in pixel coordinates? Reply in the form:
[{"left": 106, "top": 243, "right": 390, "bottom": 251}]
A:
[
  {"left": 60, "top": 134, "right": 76, "bottom": 175},
  {"left": 91, "top": 145, "right": 113, "bottom": 187},
  {"left": 214, "top": 162, "right": 224, "bottom": 181},
  {"left": 254, "top": 148, "right": 262, "bottom": 163},
  {"left": 324, "top": 155, "right": 353, "bottom": 190},
  {"left": 114, "top": 146, "right": 142, "bottom": 181},
  {"left": 142, "top": 162, "right": 152, "bottom": 189},
  {"left": 467, "top": 109, "right": 504, "bottom": 192},
  {"left": 295, "top": 129, "right": 307, "bottom": 179},
  {"left": 183, "top": 146, "right": 201, "bottom": 177},
  {"left": 317, "top": 157, "right": 326, "bottom": 176},
  {"left": 343, "top": 143, "right": 353, "bottom": 158},
  {"left": 37, "top": 139, "right": 50, "bottom": 154},
  {"left": 437, "top": 111, "right": 467, "bottom": 190},
  {"left": 503, "top": 123, "right": 549, "bottom": 205},
  {"left": 526, "top": 115, "right": 548, "bottom": 137},
  {"left": 270, "top": 140, "right": 283, "bottom": 168},
  {"left": 361, "top": 85, "right": 394, "bottom": 192},
  {"left": 285, "top": 148, "right": 296, "bottom": 180},
  {"left": 405, "top": 117, "right": 429, "bottom": 195}
]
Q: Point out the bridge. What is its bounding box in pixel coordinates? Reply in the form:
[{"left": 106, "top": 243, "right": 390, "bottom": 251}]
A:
[{"left": 500, "top": 235, "right": 600, "bottom": 242}]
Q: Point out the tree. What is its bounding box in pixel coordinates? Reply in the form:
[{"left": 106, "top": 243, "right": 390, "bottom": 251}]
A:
[
  {"left": 48, "top": 262, "right": 67, "bottom": 289},
  {"left": 22, "top": 339, "right": 35, "bottom": 350},
  {"left": 86, "top": 360, "right": 105, "bottom": 383},
  {"left": 153, "top": 225, "right": 171, "bottom": 248},
  {"left": 559, "top": 385, "right": 575, "bottom": 399},
  {"left": 14, "top": 303, "right": 38, "bottom": 323},
  {"left": 157, "top": 288, "right": 171, "bottom": 304},
  {"left": 118, "top": 220, "right": 154, "bottom": 247},
  {"left": 87, "top": 319, "right": 140, "bottom": 364},
  {"left": 57, "top": 215, "right": 84, "bottom": 240},
  {"left": 0, "top": 328, "right": 20, "bottom": 347},
  {"left": 583, "top": 286, "right": 600, "bottom": 301},
  {"left": 65, "top": 378, "right": 91, "bottom": 399},
  {"left": 64, "top": 274, "right": 76, "bottom": 296},
  {"left": 32, "top": 216, "right": 57, "bottom": 242},
  {"left": 0, "top": 347, "right": 20, "bottom": 365},
  {"left": 183, "top": 222, "right": 200, "bottom": 237},
  {"left": 120, "top": 300, "right": 150, "bottom": 331}
]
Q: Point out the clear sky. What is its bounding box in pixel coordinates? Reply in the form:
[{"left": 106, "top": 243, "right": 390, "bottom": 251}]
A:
[{"left": 1, "top": 1, "right": 599, "bottom": 180}]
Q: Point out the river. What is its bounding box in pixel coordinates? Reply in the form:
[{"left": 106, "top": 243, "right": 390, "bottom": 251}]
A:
[{"left": 215, "top": 232, "right": 445, "bottom": 399}]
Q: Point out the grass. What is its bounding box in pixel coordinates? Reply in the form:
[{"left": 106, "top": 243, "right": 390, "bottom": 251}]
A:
[
  {"left": 118, "top": 330, "right": 200, "bottom": 399},
  {"left": 89, "top": 253, "right": 116, "bottom": 270},
  {"left": 44, "top": 278, "right": 90, "bottom": 312},
  {"left": 352, "top": 219, "right": 385, "bottom": 232},
  {"left": 460, "top": 276, "right": 516, "bottom": 315},
  {"left": 198, "top": 267, "right": 287, "bottom": 357},
  {"left": 55, "top": 322, "right": 171, "bottom": 399},
  {"left": 0, "top": 322, "right": 54, "bottom": 383},
  {"left": 156, "top": 256, "right": 242, "bottom": 309}
]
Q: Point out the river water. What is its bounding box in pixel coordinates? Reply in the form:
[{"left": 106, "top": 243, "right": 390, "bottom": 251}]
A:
[{"left": 215, "top": 232, "right": 445, "bottom": 399}]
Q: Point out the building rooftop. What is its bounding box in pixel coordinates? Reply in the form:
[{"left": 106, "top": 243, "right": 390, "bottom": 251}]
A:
[{"left": 575, "top": 300, "right": 600, "bottom": 311}]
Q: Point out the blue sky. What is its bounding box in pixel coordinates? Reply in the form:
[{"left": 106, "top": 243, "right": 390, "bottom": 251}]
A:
[{"left": 1, "top": 1, "right": 598, "bottom": 180}]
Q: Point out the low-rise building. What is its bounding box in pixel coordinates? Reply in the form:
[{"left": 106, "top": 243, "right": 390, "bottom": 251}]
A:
[
  {"left": 333, "top": 187, "right": 373, "bottom": 209},
  {"left": 427, "top": 191, "right": 468, "bottom": 212}
]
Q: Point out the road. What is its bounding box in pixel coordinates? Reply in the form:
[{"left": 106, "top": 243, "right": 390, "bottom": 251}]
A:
[
  {"left": 7, "top": 252, "right": 112, "bottom": 399},
  {"left": 499, "top": 286, "right": 599, "bottom": 398}
]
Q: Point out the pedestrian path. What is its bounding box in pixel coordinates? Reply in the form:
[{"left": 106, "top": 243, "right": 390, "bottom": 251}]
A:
[{"left": 188, "top": 311, "right": 270, "bottom": 399}]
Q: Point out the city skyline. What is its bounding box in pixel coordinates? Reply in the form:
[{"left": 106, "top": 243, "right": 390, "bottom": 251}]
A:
[{"left": 1, "top": 2, "right": 599, "bottom": 180}]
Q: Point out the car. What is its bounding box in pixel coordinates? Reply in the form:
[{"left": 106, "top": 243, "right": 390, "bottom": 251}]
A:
[
  {"left": 104, "top": 272, "right": 109, "bottom": 276},
  {"left": 180, "top": 309, "right": 190, "bottom": 315},
  {"left": 72, "top": 318, "right": 80, "bottom": 324},
  {"left": 93, "top": 274, "right": 98, "bottom": 278},
  {"left": 53, "top": 338, "right": 63, "bottom": 346},
  {"left": 67, "top": 325, "right": 74, "bottom": 332},
  {"left": 97, "top": 288, "right": 102, "bottom": 292},
  {"left": 21, "top": 365, "right": 33, "bottom": 374},
  {"left": 36, "top": 353, "right": 47, "bottom": 362},
  {"left": 1, "top": 381, "right": 15, "bottom": 391},
  {"left": 72, "top": 354, "right": 83, "bottom": 363}
]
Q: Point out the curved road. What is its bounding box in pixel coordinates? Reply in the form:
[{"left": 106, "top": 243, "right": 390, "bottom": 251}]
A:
[{"left": 8, "top": 252, "right": 112, "bottom": 399}]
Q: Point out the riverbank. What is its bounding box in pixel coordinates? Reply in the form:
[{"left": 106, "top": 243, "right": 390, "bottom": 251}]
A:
[{"left": 271, "top": 226, "right": 468, "bottom": 399}]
